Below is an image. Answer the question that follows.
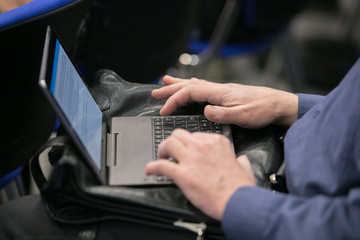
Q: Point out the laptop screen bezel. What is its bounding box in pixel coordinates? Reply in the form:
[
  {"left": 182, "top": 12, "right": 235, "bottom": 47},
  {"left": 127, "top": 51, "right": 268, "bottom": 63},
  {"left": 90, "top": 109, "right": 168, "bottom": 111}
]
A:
[{"left": 38, "top": 26, "right": 104, "bottom": 184}]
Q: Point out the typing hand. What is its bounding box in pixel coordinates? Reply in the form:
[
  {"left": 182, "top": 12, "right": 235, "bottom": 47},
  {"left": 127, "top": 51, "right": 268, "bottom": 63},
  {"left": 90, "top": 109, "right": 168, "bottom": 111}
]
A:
[
  {"left": 153, "top": 75, "right": 298, "bottom": 128},
  {"left": 145, "top": 129, "right": 256, "bottom": 220}
]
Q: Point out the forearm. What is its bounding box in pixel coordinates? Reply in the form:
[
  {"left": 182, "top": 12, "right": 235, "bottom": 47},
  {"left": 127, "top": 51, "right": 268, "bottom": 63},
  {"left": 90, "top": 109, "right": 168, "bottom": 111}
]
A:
[
  {"left": 273, "top": 91, "right": 298, "bottom": 127},
  {"left": 222, "top": 187, "right": 360, "bottom": 240},
  {"left": 274, "top": 92, "right": 325, "bottom": 127}
]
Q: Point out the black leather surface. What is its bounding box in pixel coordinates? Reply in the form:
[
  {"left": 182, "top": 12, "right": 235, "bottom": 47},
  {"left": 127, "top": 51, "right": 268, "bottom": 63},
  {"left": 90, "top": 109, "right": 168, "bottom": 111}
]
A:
[
  {"left": 87, "top": 69, "right": 285, "bottom": 186},
  {"left": 32, "top": 70, "right": 285, "bottom": 237}
]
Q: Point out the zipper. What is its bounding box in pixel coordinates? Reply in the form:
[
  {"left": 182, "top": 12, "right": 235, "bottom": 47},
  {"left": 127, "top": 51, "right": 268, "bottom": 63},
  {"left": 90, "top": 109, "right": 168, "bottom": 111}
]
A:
[{"left": 174, "top": 220, "right": 207, "bottom": 240}]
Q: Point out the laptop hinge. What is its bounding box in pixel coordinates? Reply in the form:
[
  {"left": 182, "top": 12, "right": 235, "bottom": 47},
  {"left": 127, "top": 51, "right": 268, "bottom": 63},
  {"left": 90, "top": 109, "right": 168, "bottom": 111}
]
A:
[{"left": 106, "top": 132, "right": 119, "bottom": 167}]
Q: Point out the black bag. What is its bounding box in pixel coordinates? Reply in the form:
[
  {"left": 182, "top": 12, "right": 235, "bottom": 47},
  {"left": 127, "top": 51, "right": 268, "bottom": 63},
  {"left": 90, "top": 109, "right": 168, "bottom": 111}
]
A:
[{"left": 31, "top": 70, "right": 286, "bottom": 239}]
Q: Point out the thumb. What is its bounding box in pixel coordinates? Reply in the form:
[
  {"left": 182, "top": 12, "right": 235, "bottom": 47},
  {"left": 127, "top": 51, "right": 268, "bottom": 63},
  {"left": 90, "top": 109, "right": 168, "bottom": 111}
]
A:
[
  {"left": 236, "top": 155, "right": 253, "bottom": 172},
  {"left": 204, "top": 105, "right": 236, "bottom": 124},
  {"left": 236, "top": 155, "right": 256, "bottom": 186}
]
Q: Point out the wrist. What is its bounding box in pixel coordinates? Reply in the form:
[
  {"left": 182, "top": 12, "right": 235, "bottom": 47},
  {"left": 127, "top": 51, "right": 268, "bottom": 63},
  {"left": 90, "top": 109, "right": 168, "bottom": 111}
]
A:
[{"left": 274, "top": 92, "right": 298, "bottom": 127}]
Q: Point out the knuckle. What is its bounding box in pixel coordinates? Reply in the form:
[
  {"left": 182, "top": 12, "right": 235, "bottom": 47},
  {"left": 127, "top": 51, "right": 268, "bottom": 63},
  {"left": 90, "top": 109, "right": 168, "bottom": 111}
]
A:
[
  {"left": 233, "top": 108, "right": 252, "bottom": 128},
  {"left": 155, "top": 162, "right": 169, "bottom": 176},
  {"left": 196, "top": 134, "right": 219, "bottom": 149},
  {"left": 220, "top": 108, "right": 230, "bottom": 119},
  {"left": 213, "top": 133, "right": 230, "bottom": 145},
  {"left": 164, "top": 136, "right": 176, "bottom": 145},
  {"left": 172, "top": 128, "right": 184, "bottom": 136},
  {"left": 182, "top": 85, "right": 192, "bottom": 96},
  {"left": 219, "top": 134, "right": 231, "bottom": 145},
  {"left": 189, "top": 77, "right": 204, "bottom": 85}
]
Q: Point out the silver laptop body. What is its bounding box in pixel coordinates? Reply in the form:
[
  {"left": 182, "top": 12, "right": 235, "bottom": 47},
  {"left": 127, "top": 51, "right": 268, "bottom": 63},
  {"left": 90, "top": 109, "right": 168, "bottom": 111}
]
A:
[{"left": 39, "top": 26, "right": 232, "bottom": 186}]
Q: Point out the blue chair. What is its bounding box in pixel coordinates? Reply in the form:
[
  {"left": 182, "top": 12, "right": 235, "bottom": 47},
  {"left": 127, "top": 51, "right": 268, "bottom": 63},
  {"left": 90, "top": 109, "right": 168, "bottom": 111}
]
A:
[
  {"left": 0, "top": 167, "right": 23, "bottom": 190},
  {"left": 0, "top": 0, "right": 76, "bottom": 29},
  {"left": 0, "top": 167, "right": 24, "bottom": 203},
  {"left": 0, "top": 0, "right": 93, "bottom": 202}
]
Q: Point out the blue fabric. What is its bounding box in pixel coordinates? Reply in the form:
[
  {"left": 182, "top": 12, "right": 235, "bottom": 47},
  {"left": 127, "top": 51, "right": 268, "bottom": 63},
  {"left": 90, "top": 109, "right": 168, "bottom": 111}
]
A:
[
  {"left": 188, "top": 36, "right": 276, "bottom": 58},
  {"left": 296, "top": 93, "right": 325, "bottom": 119},
  {"left": 0, "top": 167, "right": 23, "bottom": 189},
  {"left": 222, "top": 59, "right": 360, "bottom": 239},
  {"left": 0, "top": 0, "right": 76, "bottom": 29}
]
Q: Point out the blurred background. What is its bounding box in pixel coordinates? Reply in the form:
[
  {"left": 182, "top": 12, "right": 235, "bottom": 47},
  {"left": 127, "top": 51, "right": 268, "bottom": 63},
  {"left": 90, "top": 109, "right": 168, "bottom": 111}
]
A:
[
  {"left": 182, "top": 0, "right": 360, "bottom": 95},
  {"left": 78, "top": 0, "right": 360, "bottom": 95}
]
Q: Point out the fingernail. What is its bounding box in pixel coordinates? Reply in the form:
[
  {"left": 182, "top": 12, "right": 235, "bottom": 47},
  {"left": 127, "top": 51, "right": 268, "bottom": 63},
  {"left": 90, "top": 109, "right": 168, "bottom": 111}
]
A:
[{"left": 210, "top": 106, "right": 218, "bottom": 117}]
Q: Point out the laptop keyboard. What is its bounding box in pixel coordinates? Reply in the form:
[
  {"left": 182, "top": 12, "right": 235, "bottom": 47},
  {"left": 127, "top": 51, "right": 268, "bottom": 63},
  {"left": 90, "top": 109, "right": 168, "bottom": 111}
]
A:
[{"left": 151, "top": 116, "right": 224, "bottom": 183}]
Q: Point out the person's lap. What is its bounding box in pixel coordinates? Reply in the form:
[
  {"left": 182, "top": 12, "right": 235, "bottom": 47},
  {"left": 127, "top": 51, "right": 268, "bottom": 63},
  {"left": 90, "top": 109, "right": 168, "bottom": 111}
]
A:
[
  {"left": 0, "top": 195, "right": 195, "bottom": 240},
  {"left": 0, "top": 195, "right": 84, "bottom": 239}
]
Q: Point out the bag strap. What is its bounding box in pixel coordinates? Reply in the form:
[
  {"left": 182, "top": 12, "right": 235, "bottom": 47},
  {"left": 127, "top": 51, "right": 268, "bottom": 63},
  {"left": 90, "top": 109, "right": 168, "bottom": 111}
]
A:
[{"left": 30, "top": 136, "right": 73, "bottom": 191}]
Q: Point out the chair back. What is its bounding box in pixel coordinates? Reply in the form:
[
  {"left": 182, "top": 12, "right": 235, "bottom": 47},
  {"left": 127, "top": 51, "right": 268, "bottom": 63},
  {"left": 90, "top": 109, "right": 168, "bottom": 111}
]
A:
[{"left": 0, "top": 0, "right": 93, "bottom": 177}]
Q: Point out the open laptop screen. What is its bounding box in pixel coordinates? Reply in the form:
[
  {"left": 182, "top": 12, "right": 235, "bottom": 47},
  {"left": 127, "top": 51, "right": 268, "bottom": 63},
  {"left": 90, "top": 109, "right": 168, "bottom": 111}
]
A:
[{"left": 50, "top": 39, "right": 103, "bottom": 169}]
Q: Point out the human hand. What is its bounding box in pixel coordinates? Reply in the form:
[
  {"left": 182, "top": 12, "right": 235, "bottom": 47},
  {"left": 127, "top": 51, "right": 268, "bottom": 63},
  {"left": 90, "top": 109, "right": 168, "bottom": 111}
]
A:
[
  {"left": 153, "top": 75, "right": 298, "bottom": 128},
  {"left": 145, "top": 129, "right": 256, "bottom": 220}
]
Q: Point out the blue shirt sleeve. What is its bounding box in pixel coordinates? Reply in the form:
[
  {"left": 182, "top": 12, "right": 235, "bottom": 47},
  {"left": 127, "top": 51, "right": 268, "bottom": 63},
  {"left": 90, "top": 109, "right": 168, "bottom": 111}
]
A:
[
  {"left": 222, "top": 59, "right": 360, "bottom": 240},
  {"left": 296, "top": 93, "right": 325, "bottom": 119},
  {"left": 222, "top": 186, "right": 360, "bottom": 240}
]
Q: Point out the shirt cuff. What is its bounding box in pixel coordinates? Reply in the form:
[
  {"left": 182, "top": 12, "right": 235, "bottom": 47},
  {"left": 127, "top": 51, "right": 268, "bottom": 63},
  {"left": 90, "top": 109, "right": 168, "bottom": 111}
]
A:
[
  {"left": 297, "top": 93, "right": 325, "bottom": 119},
  {"left": 222, "top": 187, "right": 284, "bottom": 240}
]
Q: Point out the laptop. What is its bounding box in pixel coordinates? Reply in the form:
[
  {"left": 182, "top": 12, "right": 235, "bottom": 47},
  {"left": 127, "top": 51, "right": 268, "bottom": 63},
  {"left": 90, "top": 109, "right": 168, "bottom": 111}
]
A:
[{"left": 39, "top": 26, "right": 233, "bottom": 186}]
